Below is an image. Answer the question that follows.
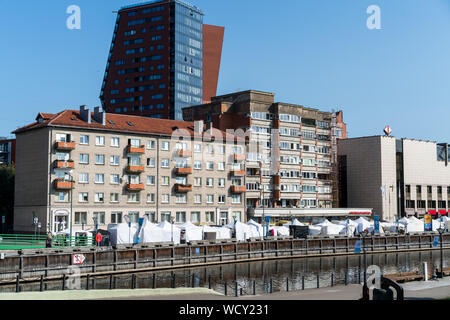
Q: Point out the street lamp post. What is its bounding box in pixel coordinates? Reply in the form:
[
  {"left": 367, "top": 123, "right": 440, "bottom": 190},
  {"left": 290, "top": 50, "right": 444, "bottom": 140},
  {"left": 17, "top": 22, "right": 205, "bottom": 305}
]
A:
[
  {"left": 361, "top": 230, "right": 369, "bottom": 298},
  {"left": 69, "top": 174, "right": 74, "bottom": 247},
  {"left": 171, "top": 216, "right": 175, "bottom": 244},
  {"left": 438, "top": 224, "right": 444, "bottom": 278}
]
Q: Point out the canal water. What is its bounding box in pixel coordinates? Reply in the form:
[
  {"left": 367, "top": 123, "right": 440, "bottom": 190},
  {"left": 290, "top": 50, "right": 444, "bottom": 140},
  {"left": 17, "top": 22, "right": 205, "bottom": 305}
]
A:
[{"left": 2, "top": 249, "right": 449, "bottom": 295}]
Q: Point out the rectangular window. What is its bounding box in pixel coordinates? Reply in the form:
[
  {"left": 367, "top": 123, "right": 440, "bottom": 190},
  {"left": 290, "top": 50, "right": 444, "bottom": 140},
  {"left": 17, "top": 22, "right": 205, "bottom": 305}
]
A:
[
  {"left": 194, "top": 144, "right": 202, "bottom": 153},
  {"left": 232, "top": 211, "right": 242, "bottom": 222},
  {"left": 80, "top": 135, "right": 89, "bottom": 145},
  {"left": 93, "top": 212, "right": 105, "bottom": 225},
  {"left": 147, "top": 175, "right": 155, "bottom": 185},
  {"left": 96, "top": 136, "right": 105, "bottom": 146},
  {"left": 110, "top": 155, "right": 120, "bottom": 166},
  {"left": 129, "top": 138, "right": 141, "bottom": 147},
  {"left": 145, "top": 211, "right": 157, "bottom": 223},
  {"left": 127, "top": 193, "right": 140, "bottom": 203},
  {"left": 110, "top": 193, "right": 119, "bottom": 203},
  {"left": 194, "top": 177, "right": 202, "bottom": 187},
  {"left": 218, "top": 162, "right": 225, "bottom": 171},
  {"left": 95, "top": 174, "right": 105, "bottom": 184},
  {"left": 191, "top": 212, "right": 200, "bottom": 224},
  {"left": 161, "top": 159, "right": 170, "bottom": 168},
  {"left": 176, "top": 194, "right": 187, "bottom": 204},
  {"left": 218, "top": 178, "right": 225, "bottom": 187},
  {"left": 111, "top": 212, "right": 123, "bottom": 224},
  {"left": 161, "top": 212, "right": 171, "bottom": 222},
  {"left": 147, "top": 157, "right": 156, "bottom": 167},
  {"left": 128, "top": 212, "right": 140, "bottom": 223},
  {"left": 218, "top": 195, "right": 225, "bottom": 204},
  {"left": 78, "top": 193, "right": 88, "bottom": 203},
  {"left": 75, "top": 212, "right": 87, "bottom": 225},
  {"left": 110, "top": 174, "right": 120, "bottom": 184},
  {"left": 206, "top": 178, "right": 214, "bottom": 187},
  {"left": 206, "top": 195, "right": 214, "bottom": 204},
  {"left": 147, "top": 140, "right": 156, "bottom": 149},
  {"left": 206, "top": 211, "right": 215, "bottom": 223},
  {"left": 79, "top": 154, "right": 89, "bottom": 164},
  {"left": 94, "top": 193, "right": 104, "bottom": 203},
  {"left": 206, "top": 162, "right": 214, "bottom": 170},
  {"left": 161, "top": 176, "right": 170, "bottom": 185},
  {"left": 176, "top": 212, "right": 186, "bottom": 223},
  {"left": 95, "top": 155, "right": 105, "bottom": 165},
  {"left": 111, "top": 137, "right": 120, "bottom": 147},
  {"left": 194, "top": 161, "right": 202, "bottom": 170},
  {"left": 79, "top": 173, "right": 89, "bottom": 184},
  {"left": 147, "top": 193, "right": 155, "bottom": 203},
  {"left": 232, "top": 194, "right": 242, "bottom": 204},
  {"left": 161, "top": 141, "right": 170, "bottom": 151},
  {"left": 194, "top": 194, "right": 202, "bottom": 204},
  {"left": 56, "top": 192, "right": 69, "bottom": 202},
  {"left": 162, "top": 194, "right": 170, "bottom": 203}
]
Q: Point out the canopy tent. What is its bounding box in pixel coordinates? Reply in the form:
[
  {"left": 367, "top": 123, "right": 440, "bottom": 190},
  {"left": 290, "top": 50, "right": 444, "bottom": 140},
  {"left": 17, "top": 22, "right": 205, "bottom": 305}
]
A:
[
  {"left": 269, "top": 226, "right": 290, "bottom": 237},
  {"left": 108, "top": 223, "right": 140, "bottom": 246},
  {"left": 308, "top": 225, "right": 322, "bottom": 236},
  {"left": 315, "top": 219, "right": 334, "bottom": 227},
  {"left": 179, "top": 222, "right": 203, "bottom": 242},
  {"left": 56, "top": 228, "right": 94, "bottom": 237},
  {"left": 224, "top": 221, "right": 252, "bottom": 241},
  {"left": 246, "top": 220, "right": 264, "bottom": 238},
  {"left": 321, "top": 223, "right": 345, "bottom": 236},
  {"left": 355, "top": 217, "right": 372, "bottom": 235},
  {"left": 202, "top": 226, "right": 232, "bottom": 240},
  {"left": 338, "top": 219, "right": 359, "bottom": 237},
  {"left": 156, "top": 221, "right": 181, "bottom": 244},
  {"left": 138, "top": 222, "right": 166, "bottom": 244},
  {"left": 283, "top": 219, "right": 305, "bottom": 227}
]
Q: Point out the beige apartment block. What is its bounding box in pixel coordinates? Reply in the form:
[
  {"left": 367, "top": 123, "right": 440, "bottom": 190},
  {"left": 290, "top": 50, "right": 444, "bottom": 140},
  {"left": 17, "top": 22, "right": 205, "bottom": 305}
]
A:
[
  {"left": 338, "top": 136, "right": 450, "bottom": 222},
  {"left": 13, "top": 107, "right": 246, "bottom": 234}
]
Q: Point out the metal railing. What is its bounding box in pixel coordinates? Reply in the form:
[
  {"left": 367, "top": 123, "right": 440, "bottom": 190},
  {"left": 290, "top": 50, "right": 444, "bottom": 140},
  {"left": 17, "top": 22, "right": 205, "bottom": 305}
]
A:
[{"left": 0, "top": 234, "right": 95, "bottom": 250}]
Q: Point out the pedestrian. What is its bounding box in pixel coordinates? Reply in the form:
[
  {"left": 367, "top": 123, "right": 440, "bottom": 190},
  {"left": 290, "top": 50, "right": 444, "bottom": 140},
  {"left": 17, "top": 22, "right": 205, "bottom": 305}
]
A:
[{"left": 46, "top": 233, "right": 52, "bottom": 248}]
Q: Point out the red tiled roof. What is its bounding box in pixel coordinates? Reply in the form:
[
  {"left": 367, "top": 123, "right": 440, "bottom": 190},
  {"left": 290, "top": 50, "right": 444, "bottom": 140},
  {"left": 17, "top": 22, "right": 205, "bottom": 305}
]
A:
[{"left": 14, "top": 110, "right": 243, "bottom": 142}]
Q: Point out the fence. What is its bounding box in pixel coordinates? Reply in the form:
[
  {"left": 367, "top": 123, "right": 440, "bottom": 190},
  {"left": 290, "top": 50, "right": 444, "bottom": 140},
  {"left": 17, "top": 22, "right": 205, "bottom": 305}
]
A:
[{"left": 0, "top": 234, "right": 95, "bottom": 250}]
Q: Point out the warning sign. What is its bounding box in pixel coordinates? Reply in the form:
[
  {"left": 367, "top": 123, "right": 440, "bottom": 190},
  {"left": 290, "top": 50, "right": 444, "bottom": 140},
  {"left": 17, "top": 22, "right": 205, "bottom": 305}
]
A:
[{"left": 72, "top": 254, "right": 86, "bottom": 265}]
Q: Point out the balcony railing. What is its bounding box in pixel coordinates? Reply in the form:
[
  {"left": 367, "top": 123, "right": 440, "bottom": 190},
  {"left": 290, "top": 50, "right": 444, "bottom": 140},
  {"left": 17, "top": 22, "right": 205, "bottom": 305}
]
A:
[
  {"left": 175, "top": 167, "right": 192, "bottom": 175},
  {"left": 126, "top": 184, "right": 145, "bottom": 191},
  {"left": 54, "top": 160, "right": 74, "bottom": 169},
  {"left": 53, "top": 179, "right": 75, "bottom": 190},
  {"left": 230, "top": 170, "right": 246, "bottom": 177},
  {"left": 126, "top": 165, "right": 145, "bottom": 173},
  {"left": 177, "top": 150, "right": 192, "bottom": 158},
  {"left": 175, "top": 184, "right": 193, "bottom": 193},
  {"left": 233, "top": 154, "right": 246, "bottom": 161},
  {"left": 127, "top": 145, "right": 145, "bottom": 154},
  {"left": 55, "top": 141, "right": 75, "bottom": 151},
  {"left": 231, "top": 186, "right": 246, "bottom": 193}
]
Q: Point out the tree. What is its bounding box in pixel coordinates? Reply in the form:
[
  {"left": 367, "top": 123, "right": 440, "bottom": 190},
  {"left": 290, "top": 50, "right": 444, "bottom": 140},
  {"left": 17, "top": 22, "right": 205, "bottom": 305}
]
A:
[{"left": 0, "top": 164, "right": 15, "bottom": 233}]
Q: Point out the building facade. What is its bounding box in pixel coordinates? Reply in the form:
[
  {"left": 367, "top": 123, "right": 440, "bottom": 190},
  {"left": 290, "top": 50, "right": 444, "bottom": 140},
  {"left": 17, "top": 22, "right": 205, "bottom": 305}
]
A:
[
  {"left": 338, "top": 136, "right": 450, "bottom": 222},
  {"left": 13, "top": 106, "right": 245, "bottom": 234},
  {"left": 183, "top": 90, "right": 348, "bottom": 216},
  {"left": 0, "top": 138, "right": 15, "bottom": 166},
  {"left": 100, "top": 0, "right": 224, "bottom": 120}
]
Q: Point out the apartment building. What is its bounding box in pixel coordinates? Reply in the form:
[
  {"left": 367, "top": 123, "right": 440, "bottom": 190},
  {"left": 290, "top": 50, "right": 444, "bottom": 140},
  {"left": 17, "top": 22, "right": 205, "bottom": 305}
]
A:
[
  {"left": 183, "top": 90, "right": 347, "bottom": 217},
  {"left": 100, "top": 0, "right": 225, "bottom": 120},
  {"left": 13, "top": 106, "right": 245, "bottom": 234},
  {"left": 338, "top": 136, "right": 450, "bottom": 222},
  {"left": 0, "top": 138, "right": 15, "bottom": 165}
]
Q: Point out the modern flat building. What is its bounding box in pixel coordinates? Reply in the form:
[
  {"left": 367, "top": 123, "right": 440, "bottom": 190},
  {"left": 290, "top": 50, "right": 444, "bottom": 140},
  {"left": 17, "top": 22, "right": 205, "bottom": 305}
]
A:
[
  {"left": 13, "top": 106, "right": 245, "bottom": 234},
  {"left": 183, "top": 90, "right": 348, "bottom": 221},
  {"left": 338, "top": 136, "right": 450, "bottom": 222},
  {"left": 100, "top": 0, "right": 224, "bottom": 120},
  {"left": 0, "top": 138, "right": 15, "bottom": 165}
]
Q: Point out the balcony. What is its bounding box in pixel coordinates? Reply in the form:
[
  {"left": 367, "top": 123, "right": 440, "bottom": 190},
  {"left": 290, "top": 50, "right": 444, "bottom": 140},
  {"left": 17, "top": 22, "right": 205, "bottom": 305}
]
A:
[
  {"left": 127, "top": 145, "right": 145, "bottom": 154},
  {"left": 273, "top": 190, "right": 281, "bottom": 200},
  {"left": 175, "top": 167, "right": 192, "bottom": 175},
  {"left": 273, "top": 175, "right": 281, "bottom": 185},
  {"left": 230, "top": 170, "right": 246, "bottom": 177},
  {"left": 53, "top": 179, "right": 75, "bottom": 190},
  {"left": 126, "top": 165, "right": 145, "bottom": 173},
  {"left": 233, "top": 154, "right": 246, "bottom": 161},
  {"left": 178, "top": 150, "right": 192, "bottom": 158},
  {"left": 175, "top": 184, "right": 193, "bottom": 193},
  {"left": 231, "top": 186, "right": 246, "bottom": 193},
  {"left": 126, "top": 184, "right": 145, "bottom": 191},
  {"left": 55, "top": 141, "right": 75, "bottom": 151},
  {"left": 54, "top": 160, "right": 74, "bottom": 169}
]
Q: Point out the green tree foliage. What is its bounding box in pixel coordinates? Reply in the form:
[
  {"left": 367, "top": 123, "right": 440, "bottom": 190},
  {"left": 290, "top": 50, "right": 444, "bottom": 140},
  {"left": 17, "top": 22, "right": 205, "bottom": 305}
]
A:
[{"left": 0, "top": 164, "right": 15, "bottom": 231}]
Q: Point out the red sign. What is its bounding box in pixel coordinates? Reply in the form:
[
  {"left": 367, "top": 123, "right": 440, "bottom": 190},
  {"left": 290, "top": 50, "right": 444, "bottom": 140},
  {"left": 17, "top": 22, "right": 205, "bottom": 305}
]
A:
[
  {"left": 95, "top": 234, "right": 103, "bottom": 243},
  {"left": 72, "top": 254, "right": 85, "bottom": 265},
  {"left": 384, "top": 126, "right": 392, "bottom": 136}
]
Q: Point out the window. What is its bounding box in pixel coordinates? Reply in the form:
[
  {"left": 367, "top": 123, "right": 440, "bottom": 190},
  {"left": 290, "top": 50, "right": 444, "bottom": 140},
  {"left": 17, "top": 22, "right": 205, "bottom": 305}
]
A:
[
  {"left": 206, "top": 162, "right": 214, "bottom": 170},
  {"left": 80, "top": 135, "right": 89, "bottom": 145},
  {"left": 111, "top": 137, "right": 120, "bottom": 147},
  {"left": 128, "top": 212, "right": 140, "bottom": 223},
  {"left": 206, "top": 211, "right": 214, "bottom": 223},
  {"left": 232, "top": 194, "right": 242, "bottom": 204},
  {"left": 218, "top": 162, "right": 225, "bottom": 171},
  {"left": 93, "top": 212, "right": 105, "bottom": 225},
  {"left": 194, "top": 161, "right": 202, "bottom": 170},
  {"left": 161, "top": 141, "right": 170, "bottom": 151},
  {"left": 206, "top": 195, "right": 214, "bottom": 203},
  {"left": 129, "top": 138, "right": 141, "bottom": 147},
  {"left": 110, "top": 155, "right": 120, "bottom": 166},
  {"left": 145, "top": 211, "right": 157, "bottom": 223},
  {"left": 191, "top": 212, "right": 200, "bottom": 224},
  {"left": 111, "top": 212, "right": 123, "bottom": 224},
  {"left": 161, "top": 212, "right": 171, "bottom": 222},
  {"left": 95, "top": 155, "right": 105, "bottom": 165},
  {"left": 194, "top": 144, "right": 202, "bottom": 153},
  {"left": 162, "top": 194, "right": 170, "bottom": 203},
  {"left": 56, "top": 192, "right": 69, "bottom": 202},
  {"left": 194, "top": 177, "right": 202, "bottom": 187},
  {"left": 78, "top": 193, "right": 88, "bottom": 203},
  {"left": 232, "top": 211, "right": 242, "bottom": 222},
  {"left": 206, "top": 178, "right": 214, "bottom": 187},
  {"left": 147, "top": 193, "right": 155, "bottom": 203},
  {"left": 194, "top": 194, "right": 202, "bottom": 204},
  {"left": 161, "top": 176, "right": 170, "bottom": 185},
  {"left": 79, "top": 154, "right": 89, "bottom": 164},
  {"left": 218, "top": 145, "right": 226, "bottom": 155},
  {"left": 147, "top": 175, "right": 155, "bottom": 185},
  {"left": 95, "top": 174, "right": 105, "bottom": 184},
  {"left": 75, "top": 212, "right": 87, "bottom": 225},
  {"left": 147, "top": 140, "right": 156, "bottom": 149},
  {"left": 161, "top": 158, "right": 170, "bottom": 168},
  {"left": 218, "top": 178, "right": 225, "bottom": 187},
  {"left": 110, "top": 193, "right": 119, "bottom": 203},
  {"left": 127, "top": 193, "right": 140, "bottom": 203},
  {"left": 206, "top": 145, "right": 214, "bottom": 154},
  {"left": 96, "top": 136, "right": 105, "bottom": 146},
  {"left": 95, "top": 193, "right": 104, "bottom": 203},
  {"left": 427, "top": 186, "right": 432, "bottom": 194},
  {"left": 128, "top": 175, "right": 140, "bottom": 184},
  {"left": 79, "top": 173, "right": 89, "bottom": 184},
  {"left": 176, "top": 212, "right": 186, "bottom": 223},
  {"left": 110, "top": 174, "right": 120, "bottom": 184},
  {"left": 218, "top": 195, "right": 225, "bottom": 204},
  {"left": 147, "top": 157, "right": 156, "bottom": 167},
  {"left": 176, "top": 194, "right": 187, "bottom": 204},
  {"left": 406, "top": 200, "right": 415, "bottom": 209}
]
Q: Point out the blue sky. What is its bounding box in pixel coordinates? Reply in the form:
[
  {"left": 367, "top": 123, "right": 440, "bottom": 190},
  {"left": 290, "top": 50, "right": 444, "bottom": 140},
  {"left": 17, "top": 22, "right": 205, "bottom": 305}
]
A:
[{"left": 0, "top": 0, "right": 449, "bottom": 142}]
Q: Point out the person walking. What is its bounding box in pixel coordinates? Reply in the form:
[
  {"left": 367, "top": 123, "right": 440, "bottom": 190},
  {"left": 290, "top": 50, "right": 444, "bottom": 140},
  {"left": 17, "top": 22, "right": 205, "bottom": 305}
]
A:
[{"left": 46, "top": 233, "right": 52, "bottom": 248}]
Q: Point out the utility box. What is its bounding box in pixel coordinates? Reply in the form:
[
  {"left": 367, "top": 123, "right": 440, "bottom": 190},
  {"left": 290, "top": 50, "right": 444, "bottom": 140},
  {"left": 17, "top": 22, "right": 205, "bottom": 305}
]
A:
[
  {"left": 204, "top": 232, "right": 216, "bottom": 240},
  {"left": 289, "top": 226, "right": 309, "bottom": 239}
]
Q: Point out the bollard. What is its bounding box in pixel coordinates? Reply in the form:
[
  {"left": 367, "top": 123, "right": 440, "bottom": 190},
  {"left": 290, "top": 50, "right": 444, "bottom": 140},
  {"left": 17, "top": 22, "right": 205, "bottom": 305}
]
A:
[
  {"left": 16, "top": 275, "right": 20, "bottom": 293},
  {"left": 109, "top": 274, "right": 113, "bottom": 290},
  {"left": 208, "top": 275, "right": 211, "bottom": 289},
  {"left": 302, "top": 276, "right": 305, "bottom": 290},
  {"left": 331, "top": 273, "right": 334, "bottom": 287},
  {"left": 317, "top": 274, "right": 319, "bottom": 289},
  {"left": 345, "top": 272, "right": 348, "bottom": 286},
  {"left": 224, "top": 281, "right": 227, "bottom": 296},
  {"left": 192, "top": 274, "right": 195, "bottom": 288},
  {"left": 270, "top": 278, "right": 273, "bottom": 294},
  {"left": 423, "top": 262, "right": 429, "bottom": 282},
  {"left": 235, "top": 282, "right": 238, "bottom": 297},
  {"left": 86, "top": 274, "right": 90, "bottom": 290},
  {"left": 132, "top": 274, "right": 136, "bottom": 289},
  {"left": 153, "top": 274, "right": 156, "bottom": 289},
  {"left": 240, "top": 288, "right": 243, "bottom": 296},
  {"left": 253, "top": 280, "right": 256, "bottom": 295},
  {"left": 62, "top": 274, "right": 66, "bottom": 291},
  {"left": 286, "top": 277, "right": 289, "bottom": 292},
  {"left": 172, "top": 274, "right": 176, "bottom": 288},
  {"left": 40, "top": 275, "right": 44, "bottom": 292}
]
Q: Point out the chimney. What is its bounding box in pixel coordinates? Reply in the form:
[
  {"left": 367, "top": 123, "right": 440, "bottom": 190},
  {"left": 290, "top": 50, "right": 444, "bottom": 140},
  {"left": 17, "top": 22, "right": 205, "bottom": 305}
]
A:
[
  {"left": 194, "top": 120, "right": 204, "bottom": 134},
  {"left": 93, "top": 106, "right": 106, "bottom": 125},
  {"left": 79, "top": 105, "right": 91, "bottom": 124}
]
